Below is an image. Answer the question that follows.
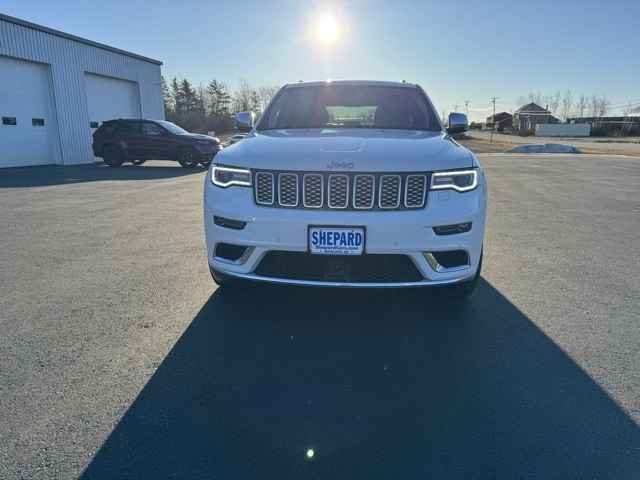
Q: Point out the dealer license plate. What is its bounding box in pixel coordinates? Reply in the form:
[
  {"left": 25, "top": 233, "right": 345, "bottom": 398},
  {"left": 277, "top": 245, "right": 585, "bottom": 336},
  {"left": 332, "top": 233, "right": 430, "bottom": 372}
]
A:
[{"left": 309, "top": 227, "right": 365, "bottom": 255}]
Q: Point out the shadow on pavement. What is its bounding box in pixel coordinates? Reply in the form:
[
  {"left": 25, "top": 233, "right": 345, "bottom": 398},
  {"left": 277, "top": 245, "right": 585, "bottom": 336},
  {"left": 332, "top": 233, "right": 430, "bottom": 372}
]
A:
[
  {"left": 0, "top": 162, "right": 205, "bottom": 188},
  {"left": 80, "top": 280, "right": 640, "bottom": 479}
]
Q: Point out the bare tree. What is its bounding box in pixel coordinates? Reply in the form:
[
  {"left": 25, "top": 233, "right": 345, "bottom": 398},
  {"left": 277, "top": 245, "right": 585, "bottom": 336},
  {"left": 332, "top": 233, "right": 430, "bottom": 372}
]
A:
[
  {"left": 233, "top": 78, "right": 255, "bottom": 113},
  {"left": 560, "top": 90, "right": 573, "bottom": 121},
  {"left": 576, "top": 95, "right": 588, "bottom": 118},
  {"left": 546, "top": 90, "right": 561, "bottom": 115},
  {"left": 257, "top": 85, "right": 280, "bottom": 111},
  {"left": 528, "top": 91, "right": 542, "bottom": 104},
  {"left": 596, "top": 95, "right": 609, "bottom": 117},
  {"left": 622, "top": 102, "right": 634, "bottom": 116},
  {"left": 590, "top": 94, "right": 599, "bottom": 117}
]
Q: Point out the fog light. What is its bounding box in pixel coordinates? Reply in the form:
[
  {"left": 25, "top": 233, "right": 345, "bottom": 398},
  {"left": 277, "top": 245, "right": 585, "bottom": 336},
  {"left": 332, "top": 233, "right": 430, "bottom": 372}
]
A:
[
  {"left": 214, "top": 215, "right": 246, "bottom": 230},
  {"left": 214, "top": 243, "right": 248, "bottom": 261},
  {"left": 433, "top": 222, "right": 472, "bottom": 235},
  {"left": 424, "top": 250, "right": 470, "bottom": 272}
]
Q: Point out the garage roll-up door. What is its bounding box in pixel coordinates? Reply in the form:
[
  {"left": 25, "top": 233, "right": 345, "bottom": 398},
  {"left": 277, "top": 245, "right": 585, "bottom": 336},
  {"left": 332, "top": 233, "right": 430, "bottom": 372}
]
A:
[
  {"left": 85, "top": 73, "right": 141, "bottom": 128},
  {"left": 0, "top": 56, "right": 60, "bottom": 168}
]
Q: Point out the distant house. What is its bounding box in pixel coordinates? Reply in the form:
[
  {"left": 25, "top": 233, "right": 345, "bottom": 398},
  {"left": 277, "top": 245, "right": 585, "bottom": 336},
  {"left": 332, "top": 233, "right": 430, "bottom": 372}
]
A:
[
  {"left": 513, "top": 103, "right": 558, "bottom": 133},
  {"left": 486, "top": 112, "right": 513, "bottom": 131}
]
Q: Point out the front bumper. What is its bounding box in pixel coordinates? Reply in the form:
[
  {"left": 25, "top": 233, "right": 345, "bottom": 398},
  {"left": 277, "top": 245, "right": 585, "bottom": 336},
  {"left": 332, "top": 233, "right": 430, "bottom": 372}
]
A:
[{"left": 203, "top": 175, "right": 486, "bottom": 287}]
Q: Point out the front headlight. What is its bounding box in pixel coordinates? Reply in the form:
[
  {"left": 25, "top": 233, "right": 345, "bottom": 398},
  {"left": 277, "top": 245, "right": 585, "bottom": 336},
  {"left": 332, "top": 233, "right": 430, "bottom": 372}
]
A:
[
  {"left": 211, "top": 165, "right": 252, "bottom": 188},
  {"left": 431, "top": 169, "right": 478, "bottom": 192}
]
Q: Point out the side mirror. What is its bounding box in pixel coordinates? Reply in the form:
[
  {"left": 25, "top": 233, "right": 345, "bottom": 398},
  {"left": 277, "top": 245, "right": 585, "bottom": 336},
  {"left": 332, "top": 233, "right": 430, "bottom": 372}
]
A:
[
  {"left": 446, "top": 112, "right": 469, "bottom": 135},
  {"left": 235, "top": 111, "right": 255, "bottom": 132}
]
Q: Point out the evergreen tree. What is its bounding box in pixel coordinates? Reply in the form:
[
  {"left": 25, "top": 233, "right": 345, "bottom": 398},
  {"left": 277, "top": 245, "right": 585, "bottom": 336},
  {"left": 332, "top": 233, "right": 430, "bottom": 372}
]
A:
[
  {"left": 206, "top": 79, "right": 221, "bottom": 116},
  {"left": 180, "top": 79, "right": 197, "bottom": 113},
  {"left": 160, "top": 76, "right": 172, "bottom": 115},
  {"left": 196, "top": 86, "right": 206, "bottom": 117},
  {"left": 171, "top": 77, "right": 184, "bottom": 114},
  {"left": 249, "top": 90, "right": 261, "bottom": 112},
  {"left": 206, "top": 80, "right": 232, "bottom": 116},
  {"left": 217, "top": 83, "right": 231, "bottom": 115}
]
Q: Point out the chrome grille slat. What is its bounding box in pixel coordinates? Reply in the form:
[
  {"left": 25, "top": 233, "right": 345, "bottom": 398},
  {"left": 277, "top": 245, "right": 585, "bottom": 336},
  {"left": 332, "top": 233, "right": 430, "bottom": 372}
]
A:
[
  {"left": 278, "top": 173, "right": 299, "bottom": 207},
  {"left": 328, "top": 174, "right": 349, "bottom": 209},
  {"left": 404, "top": 174, "right": 427, "bottom": 208},
  {"left": 253, "top": 171, "right": 428, "bottom": 210},
  {"left": 379, "top": 175, "right": 402, "bottom": 209},
  {"left": 353, "top": 175, "right": 375, "bottom": 209},
  {"left": 303, "top": 174, "right": 323, "bottom": 208},
  {"left": 255, "top": 172, "right": 274, "bottom": 205}
]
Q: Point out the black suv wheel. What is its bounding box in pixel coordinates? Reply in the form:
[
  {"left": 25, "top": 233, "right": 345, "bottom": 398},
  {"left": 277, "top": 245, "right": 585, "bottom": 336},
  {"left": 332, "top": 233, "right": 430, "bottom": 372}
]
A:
[
  {"left": 178, "top": 148, "right": 199, "bottom": 168},
  {"left": 103, "top": 145, "right": 124, "bottom": 167}
]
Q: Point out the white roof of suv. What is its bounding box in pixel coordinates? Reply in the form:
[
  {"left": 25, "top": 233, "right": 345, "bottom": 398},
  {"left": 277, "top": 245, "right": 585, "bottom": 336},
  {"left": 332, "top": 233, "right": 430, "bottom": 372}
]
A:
[{"left": 284, "top": 80, "right": 418, "bottom": 89}]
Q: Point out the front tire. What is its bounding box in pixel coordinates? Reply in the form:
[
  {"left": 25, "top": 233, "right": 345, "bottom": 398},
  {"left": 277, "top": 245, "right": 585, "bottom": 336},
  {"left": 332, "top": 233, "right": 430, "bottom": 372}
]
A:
[
  {"left": 200, "top": 159, "right": 212, "bottom": 168},
  {"left": 103, "top": 146, "right": 124, "bottom": 167},
  {"left": 178, "top": 148, "right": 199, "bottom": 168}
]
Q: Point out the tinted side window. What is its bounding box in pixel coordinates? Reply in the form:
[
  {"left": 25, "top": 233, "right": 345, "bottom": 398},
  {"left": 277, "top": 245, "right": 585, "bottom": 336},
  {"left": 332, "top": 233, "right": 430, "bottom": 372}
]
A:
[
  {"left": 95, "top": 122, "right": 116, "bottom": 136},
  {"left": 102, "top": 123, "right": 117, "bottom": 135},
  {"left": 117, "top": 121, "right": 142, "bottom": 135},
  {"left": 143, "top": 122, "right": 165, "bottom": 137}
]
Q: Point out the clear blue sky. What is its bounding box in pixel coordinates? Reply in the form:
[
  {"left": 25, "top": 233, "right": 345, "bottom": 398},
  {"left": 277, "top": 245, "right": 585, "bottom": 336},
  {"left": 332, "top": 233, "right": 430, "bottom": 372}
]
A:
[{"left": 2, "top": 0, "right": 638, "bottom": 120}]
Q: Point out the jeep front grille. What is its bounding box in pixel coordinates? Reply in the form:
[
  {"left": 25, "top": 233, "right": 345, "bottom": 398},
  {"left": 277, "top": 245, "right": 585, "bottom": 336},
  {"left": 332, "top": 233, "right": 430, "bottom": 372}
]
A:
[{"left": 253, "top": 171, "right": 429, "bottom": 210}]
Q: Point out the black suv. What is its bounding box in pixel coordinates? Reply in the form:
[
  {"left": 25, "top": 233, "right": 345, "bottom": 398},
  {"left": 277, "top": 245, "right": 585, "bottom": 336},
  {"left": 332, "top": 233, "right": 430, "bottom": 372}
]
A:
[{"left": 92, "top": 119, "right": 222, "bottom": 168}]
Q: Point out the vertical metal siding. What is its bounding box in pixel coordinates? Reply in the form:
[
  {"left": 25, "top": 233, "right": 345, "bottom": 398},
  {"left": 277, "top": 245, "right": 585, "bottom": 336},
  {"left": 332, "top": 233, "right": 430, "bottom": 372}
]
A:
[{"left": 0, "top": 18, "right": 163, "bottom": 165}]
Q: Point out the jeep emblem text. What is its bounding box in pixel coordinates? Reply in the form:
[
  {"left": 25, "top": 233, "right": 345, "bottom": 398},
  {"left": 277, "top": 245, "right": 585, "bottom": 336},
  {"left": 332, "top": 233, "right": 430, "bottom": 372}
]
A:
[{"left": 327, "top": 160, "right": 354, "bottom": 170}]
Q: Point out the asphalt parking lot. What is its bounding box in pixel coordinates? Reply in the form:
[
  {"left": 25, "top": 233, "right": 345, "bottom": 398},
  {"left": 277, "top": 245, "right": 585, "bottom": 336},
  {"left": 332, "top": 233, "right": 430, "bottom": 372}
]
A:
[{"left": 1, "top": 154, "right": 639, "bottom": 479}]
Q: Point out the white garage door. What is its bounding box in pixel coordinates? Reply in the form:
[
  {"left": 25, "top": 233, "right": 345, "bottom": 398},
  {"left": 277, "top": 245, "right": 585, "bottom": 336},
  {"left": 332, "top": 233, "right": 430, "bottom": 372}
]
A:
[
  {"left": 0, "top": 56, "right": 60, "bottom": 168},
  {"left": 85, "top": 73, "right": 140, "bottom": 129}
]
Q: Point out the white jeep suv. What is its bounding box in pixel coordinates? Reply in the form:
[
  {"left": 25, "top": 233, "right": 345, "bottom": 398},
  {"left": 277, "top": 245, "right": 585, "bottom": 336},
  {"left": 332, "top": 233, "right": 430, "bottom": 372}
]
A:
[{"left": 204, "top": 81, "right": 486, "bottom": 297}]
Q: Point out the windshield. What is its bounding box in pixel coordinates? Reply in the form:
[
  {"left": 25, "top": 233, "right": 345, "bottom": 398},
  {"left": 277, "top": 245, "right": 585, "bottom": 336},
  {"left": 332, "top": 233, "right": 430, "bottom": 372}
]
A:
[
  {"left": 156, "top": 120, "right": 188, "bottom": 135},
  {"left": 257, "top": 84, "right": 440, "bottom": 131}
]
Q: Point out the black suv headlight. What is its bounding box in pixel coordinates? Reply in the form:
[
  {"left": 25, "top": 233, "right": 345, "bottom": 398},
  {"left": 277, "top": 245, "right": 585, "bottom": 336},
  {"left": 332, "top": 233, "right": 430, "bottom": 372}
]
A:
[
  {"left": 211, "top": 165, "right": 252, "bottom": 188},
  {"left": 430, "top": 169, "right": 478, "bottom": 192}
]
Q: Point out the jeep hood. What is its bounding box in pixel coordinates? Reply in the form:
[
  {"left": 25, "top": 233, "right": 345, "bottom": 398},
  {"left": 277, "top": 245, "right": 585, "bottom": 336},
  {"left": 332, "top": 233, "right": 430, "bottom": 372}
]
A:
[{"left": 216, "top": 129, "right": 474, "bottom": 172}]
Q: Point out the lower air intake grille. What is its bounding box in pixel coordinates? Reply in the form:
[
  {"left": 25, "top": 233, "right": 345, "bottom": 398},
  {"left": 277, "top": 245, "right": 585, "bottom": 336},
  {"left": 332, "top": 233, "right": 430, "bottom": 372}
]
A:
[{"left": 254, "top": 251, "right": 423, "bottom": 283}]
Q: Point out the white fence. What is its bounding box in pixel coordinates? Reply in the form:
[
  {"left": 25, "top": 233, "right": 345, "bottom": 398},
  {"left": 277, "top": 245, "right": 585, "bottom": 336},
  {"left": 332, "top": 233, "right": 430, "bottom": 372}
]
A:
[{"left": 535, "top": 124, "right": 591, "bottom": 137}]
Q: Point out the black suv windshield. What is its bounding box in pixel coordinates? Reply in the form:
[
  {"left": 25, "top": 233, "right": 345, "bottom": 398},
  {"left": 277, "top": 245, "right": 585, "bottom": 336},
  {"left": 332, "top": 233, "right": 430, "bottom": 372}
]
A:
[
  {"left": 157, "top": 120, "right": 188, "bottom": 135},
  {"left": 257, "top": 84, "right": 440, "bottom": 131}
]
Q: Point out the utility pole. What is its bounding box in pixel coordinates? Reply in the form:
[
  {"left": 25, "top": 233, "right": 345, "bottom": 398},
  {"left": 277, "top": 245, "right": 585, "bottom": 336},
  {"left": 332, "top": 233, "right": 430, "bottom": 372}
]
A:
[
  {"left": 454, "top": 104, "right": 459, "bottom": 113},
  {"left": 464, "top": 100, "right": 470, "bottom": 116},
  {"left": 490, "top": 96, "right": 499, "bottom": 143}
]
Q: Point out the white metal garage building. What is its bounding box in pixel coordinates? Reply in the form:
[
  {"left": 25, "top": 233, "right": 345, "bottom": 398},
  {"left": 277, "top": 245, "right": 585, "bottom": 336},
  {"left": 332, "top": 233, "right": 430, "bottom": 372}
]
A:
[{"left": 0, "top": 14, "right": 164, "bottom": 168}]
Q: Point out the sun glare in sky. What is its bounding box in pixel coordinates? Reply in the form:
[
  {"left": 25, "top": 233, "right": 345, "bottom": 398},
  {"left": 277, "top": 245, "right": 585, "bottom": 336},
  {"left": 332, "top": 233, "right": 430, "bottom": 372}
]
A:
[{"left": 315, "top": 13, "right": 339, "bottom": 45}]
